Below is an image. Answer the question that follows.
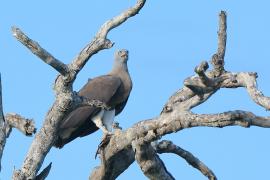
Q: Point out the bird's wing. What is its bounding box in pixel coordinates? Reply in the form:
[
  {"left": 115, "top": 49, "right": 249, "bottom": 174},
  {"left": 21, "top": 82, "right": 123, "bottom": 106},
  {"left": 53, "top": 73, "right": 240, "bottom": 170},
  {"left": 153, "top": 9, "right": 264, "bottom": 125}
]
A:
[
  {"left": 59, "top": 75, "right": 122, "bottom": 130},
  {"left": 115, "top": 97, "right": 129, "bottom": 115}
]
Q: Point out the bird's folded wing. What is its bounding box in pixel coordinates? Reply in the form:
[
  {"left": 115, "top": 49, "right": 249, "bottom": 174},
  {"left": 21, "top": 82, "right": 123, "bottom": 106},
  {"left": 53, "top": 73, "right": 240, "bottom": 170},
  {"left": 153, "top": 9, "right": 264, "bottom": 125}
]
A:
[{"left": 59, "top": 75, "right": 122, "bottom": 129}]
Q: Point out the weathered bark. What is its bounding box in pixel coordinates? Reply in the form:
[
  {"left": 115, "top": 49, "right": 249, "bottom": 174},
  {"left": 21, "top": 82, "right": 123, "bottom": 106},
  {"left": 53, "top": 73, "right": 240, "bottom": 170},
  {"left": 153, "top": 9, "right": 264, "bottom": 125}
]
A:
[
  {"left": 11, "top": 27, "right": 68, "bottom": 76},
  {"left": 0, "top": 3, "right": 268, "bottom": 180},
  {"left": 5, "top": 113, "right": 36, "bottom": 136},
  {"left": 0, "top": 75, "right": 6, "bottom": 171},
  {"left": 11, "top": 0, "right": 146, "bottom": 179},
  {"left": 89, "top": 11, "right": 270, "bottom": 180},
  {"left": 0, "top": 77, "right": 36, "bottom": 172},
  {"left": 132, "top": 139, "right": 175, "bottom": 180},
  {"left": 156, "top": 140, "right": 217, "bottom": 180}
]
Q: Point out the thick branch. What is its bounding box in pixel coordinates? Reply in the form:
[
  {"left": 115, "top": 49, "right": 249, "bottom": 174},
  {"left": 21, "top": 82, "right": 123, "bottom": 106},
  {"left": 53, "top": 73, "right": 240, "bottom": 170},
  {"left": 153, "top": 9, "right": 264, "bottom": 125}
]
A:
[
  {"left": 12, "top": 94, "right": 74, "bottom": 180},
  {"left": 156, "top": 140, "right": 217, "bottom": 180},
  {"left": 89, "top": 10, "right": 270, "bottom": 180},
  {"left": 11, "top": 27, "right": 69, "bottom": 75},
  {"left": 180, "top": 111, "right": 270, "bottom": 128},
  {"left": 132, "top": 138, "right": 175, "bottom": 180},
  {"left": 5, "top": 113, "right": 36, "bottom": 136},
  {"left": 90, "top": 109, "right": 270, "bottom": 179},
  {"left": 12, "top": 1, "right": 146, "bottom": 179}
]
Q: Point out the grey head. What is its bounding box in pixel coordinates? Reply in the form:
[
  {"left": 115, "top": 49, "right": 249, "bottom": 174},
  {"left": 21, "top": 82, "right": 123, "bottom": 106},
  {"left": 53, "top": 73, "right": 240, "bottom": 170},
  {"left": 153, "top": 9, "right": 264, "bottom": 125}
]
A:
[
  {"left": 115, "top": 49, "right": 129, "bottom": 63},
  {"left": 111, "top": 49, "right": 129, "bottom": 72}
]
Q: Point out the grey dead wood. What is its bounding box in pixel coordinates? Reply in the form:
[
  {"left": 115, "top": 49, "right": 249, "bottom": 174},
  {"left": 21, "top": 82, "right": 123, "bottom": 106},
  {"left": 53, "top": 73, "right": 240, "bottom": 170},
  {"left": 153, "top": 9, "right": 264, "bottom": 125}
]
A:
[
  {"left": 1, "top": 2, "right": 268, "bottom": 180},
  {"left": 11, "top": 0, "right": 146, "bottom": 179},
  {"left": 0, "top": 76, "right": 36, "bottom": 172},
  {"left": 89, "top": 11, "right": 270, "bottom": 180},
  {"left": 11, "top": 27, "right": 68, "bottom": 76},
  {"left": 0, "top": 74, "right": 6, "bottom": 172},
  {"left": 132, "top": 138, "right": 175, "bottom": 180},
  {"left": 5, "top": 113, "right": 36, "bottom": 136},
  {"left": 156, "top": 140, "right": 217, "bottom": 180}
]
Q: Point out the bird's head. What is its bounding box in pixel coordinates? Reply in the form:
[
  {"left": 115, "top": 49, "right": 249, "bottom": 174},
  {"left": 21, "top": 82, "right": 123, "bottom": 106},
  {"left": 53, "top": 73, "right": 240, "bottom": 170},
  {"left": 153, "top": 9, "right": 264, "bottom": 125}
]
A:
[{"left": 115, "top": 49, "right": 129, "bottom": 63}]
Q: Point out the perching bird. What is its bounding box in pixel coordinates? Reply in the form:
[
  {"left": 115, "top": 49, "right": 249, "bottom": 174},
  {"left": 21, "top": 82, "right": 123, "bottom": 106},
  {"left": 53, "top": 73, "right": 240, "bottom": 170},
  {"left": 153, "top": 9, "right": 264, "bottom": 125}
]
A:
[{"left": 54, "top": 49, "right": 132, "bottom": 148}]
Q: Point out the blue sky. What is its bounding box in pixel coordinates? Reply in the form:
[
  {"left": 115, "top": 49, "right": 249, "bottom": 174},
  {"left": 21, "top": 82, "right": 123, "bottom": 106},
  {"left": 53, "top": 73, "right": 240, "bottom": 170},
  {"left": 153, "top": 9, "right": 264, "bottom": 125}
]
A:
[{"left": 1, "top": 0, "right": 270, "bottom": 179}]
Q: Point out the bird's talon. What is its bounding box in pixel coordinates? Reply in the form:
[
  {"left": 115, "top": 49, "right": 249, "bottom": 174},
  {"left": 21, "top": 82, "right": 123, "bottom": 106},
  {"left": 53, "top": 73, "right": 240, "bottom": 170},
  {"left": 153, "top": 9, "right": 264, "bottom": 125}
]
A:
[{"left": 95, "top": 133, "right": 113, "bottom": 159}]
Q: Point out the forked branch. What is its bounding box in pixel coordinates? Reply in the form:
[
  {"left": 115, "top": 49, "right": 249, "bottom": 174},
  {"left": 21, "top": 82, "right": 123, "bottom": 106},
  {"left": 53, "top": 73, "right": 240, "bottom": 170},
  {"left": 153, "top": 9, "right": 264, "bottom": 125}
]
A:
[
  {"left": 90, "top": 10, "right": 270, "bottom": 180},
  {"left": 11, "top": 1, "right": 146, "bottom": 179},
  {"left": 6, "top": 4, "right": 270, "bottom": 180},
  {"left": 132, "top": 138, "right": 175, "bottom": 180}
]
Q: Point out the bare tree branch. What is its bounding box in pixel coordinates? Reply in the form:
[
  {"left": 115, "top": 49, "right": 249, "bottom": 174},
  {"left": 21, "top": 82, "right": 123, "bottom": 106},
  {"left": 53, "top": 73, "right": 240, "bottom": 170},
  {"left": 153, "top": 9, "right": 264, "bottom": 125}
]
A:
[
  {"left": 211, "top": 11, "right": 227, "bottom": 76},
  {"left": 8, "top": 7, "right": 270, "bottom": 180},
  {"left": 5, "top": 113, "right": 36, "bottom": 136},
  {"left": 216, "top": 72, "right": 270, "bottom": 110},
  {"left": 97, "top": 0, "right": 146, "bottom": 39},
  {"left": 89, "top": 107, "right": 270, "bottom": 179},
  {"left": 194, "top": 61, "right": 211, "bottom": 86},
  {"left": 156, "top": 140, "right": 217, "bottom": 180},
  {"left": 238, "top": 73, "right": 270, "bottom": 110},
  {"left": 0, "top": 74, "right": 6, "bottom": 171},
  {"left": 132, "top": 138, "right": 175, "bottom": 180},
  {"left": 11, "top": 27, "right": 69, "bottom": 76},
  {"left": 0, "top": 75, "right": 36, "bottom": 172},
  {"left": 69, "top": 0, "right": 146, "bottom": 74},
  {"left": 12, "top": 1, "right": 146, "bottom": 179},
  {"left": 217, "top": 11, "right": 227, "bottom": 61},
  {"left": 185, "top": 111, "right": 270, "bottom": 128}
]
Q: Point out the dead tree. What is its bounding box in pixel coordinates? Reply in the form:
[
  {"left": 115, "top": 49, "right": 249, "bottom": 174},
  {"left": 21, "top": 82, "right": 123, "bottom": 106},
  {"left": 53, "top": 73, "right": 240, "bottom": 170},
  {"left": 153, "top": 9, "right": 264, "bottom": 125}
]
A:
[{"left": 0, "top": 1, "right": 269, "bottom": 179}]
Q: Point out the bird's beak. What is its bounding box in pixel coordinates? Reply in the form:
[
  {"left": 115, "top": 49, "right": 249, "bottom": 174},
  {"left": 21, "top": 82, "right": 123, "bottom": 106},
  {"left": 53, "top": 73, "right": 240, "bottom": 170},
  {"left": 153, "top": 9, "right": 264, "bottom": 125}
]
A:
[{"left": 120, "top": 50, "right": 129, "bottom": 60}]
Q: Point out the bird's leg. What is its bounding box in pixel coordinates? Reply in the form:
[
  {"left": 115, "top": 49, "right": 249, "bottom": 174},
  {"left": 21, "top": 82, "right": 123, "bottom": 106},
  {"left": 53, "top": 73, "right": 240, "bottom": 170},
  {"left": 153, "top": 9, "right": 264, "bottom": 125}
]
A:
[
  {"left": 93, "top": 118, "right": 110, "bottom": 134},
  {"left": 94, "top": 109, "right": 116, "bottom": 158}
]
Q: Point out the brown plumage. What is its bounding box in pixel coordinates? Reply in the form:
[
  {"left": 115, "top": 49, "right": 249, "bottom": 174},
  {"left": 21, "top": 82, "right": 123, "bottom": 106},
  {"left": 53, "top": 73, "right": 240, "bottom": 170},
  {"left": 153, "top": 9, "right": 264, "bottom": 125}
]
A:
[{"left": 54, "top": 49, "right": 132, "bottom": 148}]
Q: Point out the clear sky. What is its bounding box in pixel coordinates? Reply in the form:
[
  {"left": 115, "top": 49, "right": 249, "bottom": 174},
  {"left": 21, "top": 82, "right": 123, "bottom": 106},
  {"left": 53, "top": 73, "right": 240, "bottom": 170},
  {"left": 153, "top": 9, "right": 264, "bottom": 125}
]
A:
[{"left": 1, "top": 0, "right": 270, "bottom": 179}]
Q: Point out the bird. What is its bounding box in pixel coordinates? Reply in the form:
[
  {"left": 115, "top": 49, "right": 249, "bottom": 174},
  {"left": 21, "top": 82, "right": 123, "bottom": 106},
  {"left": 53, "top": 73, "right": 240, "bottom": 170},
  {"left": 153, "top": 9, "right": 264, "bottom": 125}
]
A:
[{"left": 54, "top": 49, "right": 132, "bottom": 148}]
